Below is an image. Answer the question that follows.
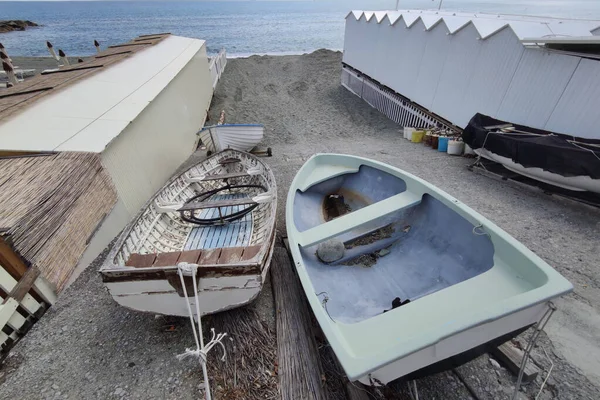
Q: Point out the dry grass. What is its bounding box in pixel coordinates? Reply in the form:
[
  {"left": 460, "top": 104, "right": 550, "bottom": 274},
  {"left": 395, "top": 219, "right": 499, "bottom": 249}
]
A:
[
  {"left": 204, "top": 308, "right": 279, "bottom": 400},
  {"left": 0, "top": 152, "right": 117, "bottom": 291}
]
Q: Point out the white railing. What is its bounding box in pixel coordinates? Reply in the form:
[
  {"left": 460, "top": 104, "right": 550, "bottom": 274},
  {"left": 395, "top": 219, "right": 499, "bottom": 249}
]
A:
[
  {"left": 341, "top": 66, "right": 457, "bottom": 131},
  {"left": 209, "top": 49, "right": 228, "bottom": 89}
]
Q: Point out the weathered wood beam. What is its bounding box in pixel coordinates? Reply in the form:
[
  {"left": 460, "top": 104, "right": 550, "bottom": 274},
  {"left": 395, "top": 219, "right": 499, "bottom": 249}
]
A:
[
  {"left": 0, "top": 237, "right": 27, "bottom": 280},
  {"left": 271, "top": 246, "right": 327, "bottom": 400},
  {"left": 491, "top": 342, "right": 540, "bottom": 383}
]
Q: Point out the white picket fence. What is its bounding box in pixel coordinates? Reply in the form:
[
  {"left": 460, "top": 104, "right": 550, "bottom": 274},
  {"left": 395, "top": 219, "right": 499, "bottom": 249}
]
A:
[
  {"left": 209, "top": 49, "right": 228, "bottom": 89},
  {"left": 341, "top": 65, "right": 457, "bottom": 132},
  {"left": 0, "top": 251, "right": 56, "bottom": 358}
]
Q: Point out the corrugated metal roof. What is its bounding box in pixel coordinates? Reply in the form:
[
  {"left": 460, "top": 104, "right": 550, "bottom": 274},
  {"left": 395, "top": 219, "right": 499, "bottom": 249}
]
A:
[
  {"left": 0, "top": 35, "right": 205, "bottom": 153},
  {"left": 347, "top": 10, "right": 600, "bottom": 41}
]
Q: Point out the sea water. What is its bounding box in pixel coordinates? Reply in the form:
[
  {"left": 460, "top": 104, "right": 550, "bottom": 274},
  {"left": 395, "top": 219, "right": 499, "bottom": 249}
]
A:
[{"left": 1, "top": 0, "right": 599, "bottom": 57}]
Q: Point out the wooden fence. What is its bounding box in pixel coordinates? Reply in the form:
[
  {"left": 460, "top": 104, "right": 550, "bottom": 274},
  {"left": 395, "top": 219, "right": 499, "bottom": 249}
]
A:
[
  {"left": 209, "top": 49, "right": 228, "bottom": 89},
  {"left": 341, "top": 65, "right": 458, "bottom": 132},
  {"left": 0, "top": 238, "right": 56, "bottom": 359}
]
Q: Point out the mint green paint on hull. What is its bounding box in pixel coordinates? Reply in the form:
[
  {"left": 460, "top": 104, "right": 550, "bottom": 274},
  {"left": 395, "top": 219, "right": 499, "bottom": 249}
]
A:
[{"left": 286, "top": 153, "right": 572, "bottom": 382}]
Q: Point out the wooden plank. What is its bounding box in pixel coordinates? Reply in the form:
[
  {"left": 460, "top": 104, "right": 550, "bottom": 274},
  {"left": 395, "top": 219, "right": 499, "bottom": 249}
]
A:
[
  {"left": 241, "top": 245, "right": 262, "bottom": 261},
  {"left": 153, "top": 252, "right": 181, "bottom": 267},
  {"left": 178, "top": 250, "right": 202, "bottom": 264},
  {"left": 271, "top": 247, "right": 327, "bottom": 400},
  {"left": 198, "top": 248, "right": 221, "bottom": 265},
  {"left": 0, "top": 238, "right": 27, "bottom": 280},
  {"left": 217, "top": 247, "right": 243, "bottom": 264},
  {"left": 491, "top": 342, "right": 540, "bottom": 383},
  {"left": 125, "top": 253, "right": 156, "bottom": 268},
  {"left": 6, "top": 266, "right": 40, "bottom": 303},
  {"left": 178, "top": 197, "right": 256, "bottom": 212}
]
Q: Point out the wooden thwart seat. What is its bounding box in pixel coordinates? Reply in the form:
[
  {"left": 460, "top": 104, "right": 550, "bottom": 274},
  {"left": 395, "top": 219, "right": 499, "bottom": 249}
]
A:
[
  {"left": 125, "top": 245, "right": 263, "bottom": 268},
  {"left": 178, "top": 197, "right": 257, "bottom": 212},
  {"left": 218, "top": 158, "right": 241, "bottom": 166},
  {"left": 200, "top": 171, "right": 249, "bottom": 181}
]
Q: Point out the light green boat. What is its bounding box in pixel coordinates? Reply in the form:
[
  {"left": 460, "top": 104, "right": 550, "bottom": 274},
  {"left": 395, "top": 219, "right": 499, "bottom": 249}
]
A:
[{"left": 285, "top": 153, "right": 572, "bottom": 384}]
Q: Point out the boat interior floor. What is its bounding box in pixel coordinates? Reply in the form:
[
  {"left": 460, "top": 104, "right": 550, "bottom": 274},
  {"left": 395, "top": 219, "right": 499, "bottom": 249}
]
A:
[{"left": 294, "top": 166, "right": 497, "bottom": 324}]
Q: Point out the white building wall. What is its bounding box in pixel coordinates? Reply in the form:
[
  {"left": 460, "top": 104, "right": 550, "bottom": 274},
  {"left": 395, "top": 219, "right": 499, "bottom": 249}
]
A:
[
  {"left": 458, "top": 27, "right": 524, "bottom": 127},
  {"left": 412, "top": 22, "right": 452, "bottom": 109},
  {"left": 430, "top": 23, "right": 482, "bottom": 124},
  {"left": 497, "top": 49, "right": 580, "bottom": 128},
  {"left": 392, "top": 19, "right": 429, "bottom": 102},
  {"left": 101, "top": 43, "right": 213, "bottom": 218},
  {"left": 545, "top": 58, "right": 600, "bottom": 138},
  {"left": 342, "top": 11, "right": 600, "bottom": 138}
]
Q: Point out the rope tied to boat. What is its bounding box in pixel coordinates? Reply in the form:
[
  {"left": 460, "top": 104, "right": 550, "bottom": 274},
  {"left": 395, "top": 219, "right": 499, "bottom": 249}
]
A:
[{"left": 177, "top": 262, "right": 228, "bottom": 400}]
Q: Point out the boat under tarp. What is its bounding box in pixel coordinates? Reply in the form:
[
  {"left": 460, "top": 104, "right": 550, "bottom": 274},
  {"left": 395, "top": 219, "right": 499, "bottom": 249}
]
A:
[
  {"left": 286, "top": 153, "right": 572, "bottom": 384},
  {"left": 463, "top": 113, "right": 600, "bottom": 193}
]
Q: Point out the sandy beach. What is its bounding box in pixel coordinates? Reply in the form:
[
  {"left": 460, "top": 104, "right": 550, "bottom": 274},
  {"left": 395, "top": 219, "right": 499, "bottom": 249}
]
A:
[{"left": 1, "top": 51, "right": 599, "bottom": 400}]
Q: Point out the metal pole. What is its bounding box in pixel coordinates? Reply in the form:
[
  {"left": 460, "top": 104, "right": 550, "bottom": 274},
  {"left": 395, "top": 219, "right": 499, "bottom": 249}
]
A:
[
  {"left": 395, "top": 0, "right": 399, "bottom": 10},
  {"left": 438, "top": 0, "right": 444, "bottom": 10}
]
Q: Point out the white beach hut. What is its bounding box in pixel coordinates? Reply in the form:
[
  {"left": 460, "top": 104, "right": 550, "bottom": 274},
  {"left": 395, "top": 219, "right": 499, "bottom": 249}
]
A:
[{"left": 342, "top": 10, "right": 600, "bottom": 139}]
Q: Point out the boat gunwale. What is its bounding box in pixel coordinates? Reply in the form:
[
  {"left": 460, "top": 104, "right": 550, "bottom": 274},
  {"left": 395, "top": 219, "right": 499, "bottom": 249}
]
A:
[
  {"left": 285, "top": 153, "right": 573, "bottom": 381},
  {"left": 100, "top": 149, "right": 277, "bottom": 274}
]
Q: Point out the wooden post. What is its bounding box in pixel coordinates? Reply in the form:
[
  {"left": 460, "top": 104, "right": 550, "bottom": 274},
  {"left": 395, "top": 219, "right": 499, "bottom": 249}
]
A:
[{"left": 271, "top": 246, "right": 327, "bottom": 400}]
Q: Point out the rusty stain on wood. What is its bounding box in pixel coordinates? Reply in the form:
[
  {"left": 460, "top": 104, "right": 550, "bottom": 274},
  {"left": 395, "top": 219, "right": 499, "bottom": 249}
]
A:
[
  {"left": 198, "top": 248, "right": 221, "bottom": 265},
  {"left": 178, "top": 250, "right": 202, "bottom": 264},
  {"left": 153, "top": 251, "right": 181, "bottom": 267},
  {"left": 217, "top": 247, "right": 243, "bottom": 264},
  {"left": 125, "top": 253, "right": 157, "bottom": 268},
  {"left": 241, "top": 245, "right": 261, "bottom": 261}
]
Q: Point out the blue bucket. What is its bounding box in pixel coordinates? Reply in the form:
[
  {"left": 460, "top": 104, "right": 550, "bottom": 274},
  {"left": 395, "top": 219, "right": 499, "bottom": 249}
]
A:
[{"left": 438, "top": 137, "right": 449, "bottom": 152}]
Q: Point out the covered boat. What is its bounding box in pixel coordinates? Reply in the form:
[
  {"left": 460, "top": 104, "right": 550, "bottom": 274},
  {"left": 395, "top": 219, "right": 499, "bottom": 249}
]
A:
[
  {"left": 463, "top": 113, "right": 600, "bottom": 194},
  {"left": 198, "top": 124, "right": 265, "bottom": 154},
  {"left": 286, "top": 154, "right": 572, "bottom": 384},
  {"left": 101, "top": 149, "right": 277, "bottom": 316}
]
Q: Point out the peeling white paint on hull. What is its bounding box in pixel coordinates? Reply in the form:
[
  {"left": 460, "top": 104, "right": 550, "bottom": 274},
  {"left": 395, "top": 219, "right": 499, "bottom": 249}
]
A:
[{"left": 106, "top": 275, "right": 264, "bottom": 317}]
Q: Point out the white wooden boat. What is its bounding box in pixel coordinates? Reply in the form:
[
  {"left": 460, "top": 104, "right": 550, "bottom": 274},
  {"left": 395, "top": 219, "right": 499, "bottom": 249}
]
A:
[
  {"left": 100, "top": 149, "right": 277, "bottom": 317},
  {"left": 198, "top": 124, "right": 264, "bottom": 154},
  {"left": 286, "top": 153, "right": 572, "bottom": 384}
]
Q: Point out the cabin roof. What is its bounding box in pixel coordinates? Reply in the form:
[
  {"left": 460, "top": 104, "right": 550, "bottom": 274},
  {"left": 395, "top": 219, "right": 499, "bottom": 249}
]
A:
[
  {"left": 346, "top": 9, "right": 600, "bottom": 41},
  {"left": 0, "top": 34, "right": 205, "bottom": 153},
  {"left": 0, "top": 152, "right": 117, "bottom": 292}
]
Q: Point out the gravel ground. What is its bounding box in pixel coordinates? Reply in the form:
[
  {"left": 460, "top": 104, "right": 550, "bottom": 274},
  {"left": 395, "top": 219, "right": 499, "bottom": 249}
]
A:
[{"left": 1, "top": 50, "right": 599, "bottom": 400}]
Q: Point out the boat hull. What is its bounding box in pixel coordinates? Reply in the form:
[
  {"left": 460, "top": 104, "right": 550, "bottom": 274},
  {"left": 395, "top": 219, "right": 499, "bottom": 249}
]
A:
[
  {"left": 199, "top": 124, "right": 264, "bottom": 153},
  {"left": 475, "top": 148, "right": 600, "bottom": 193},
  {"left": 286, "top": 153, "right": 572, "bottom": 383},
  {"left": 100, "top": 149, "right": 277, "bottom": 316},
  {"left": 463, "top": 113, "right": 600, "bottom": 194},
  {"left": 357, "top": 302, "right": 546, "bottom": 384},
  {"left": 102, "top": 234, "right": 275, "bottom": 316}
]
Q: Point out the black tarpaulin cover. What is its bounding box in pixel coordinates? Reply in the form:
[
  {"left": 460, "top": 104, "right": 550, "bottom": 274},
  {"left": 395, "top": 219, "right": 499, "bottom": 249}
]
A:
[{"left": 462, "top": 114, "right": 600, "bottom": 179}]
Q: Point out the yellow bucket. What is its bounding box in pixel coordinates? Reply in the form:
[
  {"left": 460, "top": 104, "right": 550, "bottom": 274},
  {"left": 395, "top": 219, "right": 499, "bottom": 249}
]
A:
[{"left": 411, "top": 130, "right": 425, "bottom": 143}]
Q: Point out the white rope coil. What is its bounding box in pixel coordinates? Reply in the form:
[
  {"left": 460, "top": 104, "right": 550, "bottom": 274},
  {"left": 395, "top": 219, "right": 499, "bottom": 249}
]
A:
[{"left": 176, "top": 262, "right": 228, "bottom": 400}]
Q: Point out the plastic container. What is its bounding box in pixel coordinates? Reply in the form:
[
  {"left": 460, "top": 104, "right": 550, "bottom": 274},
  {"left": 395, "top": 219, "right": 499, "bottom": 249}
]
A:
[
  {"left": 424, "top": 132, "right": 433, "bottom": 147},
  {"left": 411, "top": 130, "right": 425, "bottom": 143},
  {"left": 431, "top": 135, "right": 439, "bottom": 150},
  {"left": 464, "top": 144, "right": 475, "bottom": 155},
  {"left": 447, "top": 140, "right": 465, "bottom": 156},
  {"left": 438, "top": 136, "right": 449, "bottom": 152},
  {"left": 404, "top": 127, "right": 415, "bottom": 140}
]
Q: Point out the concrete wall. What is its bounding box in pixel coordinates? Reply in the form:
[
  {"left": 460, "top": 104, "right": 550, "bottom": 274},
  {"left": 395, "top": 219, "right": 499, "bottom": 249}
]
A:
[{"left": 101, "top": 43, "right": 213, "bottom": 218}]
